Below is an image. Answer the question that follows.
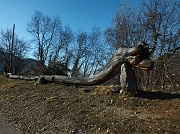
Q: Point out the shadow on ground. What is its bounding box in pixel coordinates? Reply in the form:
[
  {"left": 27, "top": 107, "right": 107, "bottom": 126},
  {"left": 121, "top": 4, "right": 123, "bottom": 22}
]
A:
[{"left": 136, "top": 90, "right": 180, "bottom": 100}]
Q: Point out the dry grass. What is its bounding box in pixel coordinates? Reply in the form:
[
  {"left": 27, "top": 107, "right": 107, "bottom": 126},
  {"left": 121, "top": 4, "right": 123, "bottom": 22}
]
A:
[
  {"left": 0, "top": 74, "right": 179, "bottom": 134},
  {"left": 0, "top": 75, "right": 21, "bottom": 89}
]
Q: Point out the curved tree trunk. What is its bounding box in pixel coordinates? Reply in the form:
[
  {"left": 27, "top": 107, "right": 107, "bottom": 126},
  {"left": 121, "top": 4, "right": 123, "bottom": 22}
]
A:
[
  {"left": 7, "top": 41, "right": 154, "bottom": 96},
  {"left": 37, "top": 41, "right": 153, "bottom": 86},
  {"left": 38, "top": 61, "right": 121, "bottom": 86}
]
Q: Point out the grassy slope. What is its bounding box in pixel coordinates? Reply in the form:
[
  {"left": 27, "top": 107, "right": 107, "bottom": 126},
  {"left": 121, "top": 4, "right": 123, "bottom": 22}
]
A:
[{"left": 0, "top": 75, "right": 179, "bottom": 134}]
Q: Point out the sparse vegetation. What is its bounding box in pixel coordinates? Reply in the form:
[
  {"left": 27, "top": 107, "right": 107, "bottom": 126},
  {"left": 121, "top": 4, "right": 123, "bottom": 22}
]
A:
[
  {"left": 0, "top": 0, "right": 179, "bottom": 133},
  {"left": 0, "top": 75, "right": 179, "bottom": 133}
]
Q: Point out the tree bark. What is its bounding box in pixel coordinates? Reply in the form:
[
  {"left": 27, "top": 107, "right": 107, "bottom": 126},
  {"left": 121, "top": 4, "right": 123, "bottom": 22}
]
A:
[
  {"left": 7, "top": 41, "right": 154, "bottom": 96},
  {"left": 120, "top": 63, "right": 138, "bottom": 96},
  {"left": 9, "top": 74, "right": 39, "bottom": 81}
]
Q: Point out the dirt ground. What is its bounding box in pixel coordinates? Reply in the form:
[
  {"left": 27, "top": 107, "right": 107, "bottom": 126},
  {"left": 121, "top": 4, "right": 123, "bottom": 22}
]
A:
[{"left": 0, "top": 75, "right": 179, "bottom": 134}]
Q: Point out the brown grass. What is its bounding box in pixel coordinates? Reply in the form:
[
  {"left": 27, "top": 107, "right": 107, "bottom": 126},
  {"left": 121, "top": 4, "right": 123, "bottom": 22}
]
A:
[{"left": 0, "top": 74, "right": 179, "bottom": 134}]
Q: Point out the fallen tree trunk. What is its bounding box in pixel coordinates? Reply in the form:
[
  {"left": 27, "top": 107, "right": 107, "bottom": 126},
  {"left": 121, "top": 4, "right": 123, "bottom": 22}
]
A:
[
  {"left": 9, "top": 75, "right": 39, "bottom": 81},
  {"left": 7, "top": 41, "right": 154, "bottom": 95},
  {"left": 36, "top": 41, "right": 153, "bottom": 86},
  {"left": 38, "top": 59, "right": 121, "bottom": 85}
]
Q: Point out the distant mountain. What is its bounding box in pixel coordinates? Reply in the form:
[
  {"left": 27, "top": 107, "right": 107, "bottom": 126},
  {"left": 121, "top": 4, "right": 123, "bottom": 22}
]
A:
[
  {"left": 0, "top": 51, "right": 37, "bottom": 73},
  {"left": 19, "top": 58, "right": 37, "bottom": 73}
]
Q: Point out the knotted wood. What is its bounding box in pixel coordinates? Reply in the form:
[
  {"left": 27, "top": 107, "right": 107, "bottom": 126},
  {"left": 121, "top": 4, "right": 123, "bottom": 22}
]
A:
[
  {"left": 36, "top": 41, "right": 154, "bottom": 86},
  {"left": 8, "top": 41, "right": 154, "bottom": 95},
  {"left": 120, "top": 63, "right": 138, "bottom": 96}
]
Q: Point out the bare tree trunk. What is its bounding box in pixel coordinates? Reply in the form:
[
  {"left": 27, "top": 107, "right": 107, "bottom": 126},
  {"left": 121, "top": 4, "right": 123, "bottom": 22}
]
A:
[
  {"left": 10, "top": 24, "right": 15, "bottom": 73},
  {"left": 120, "top": 63, "right": 138, "bottom": 96}
]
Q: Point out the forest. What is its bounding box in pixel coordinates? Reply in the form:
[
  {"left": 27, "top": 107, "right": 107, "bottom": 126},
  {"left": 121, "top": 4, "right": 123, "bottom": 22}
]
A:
[{"left": 0, "top": 0, "right": 179, "bottom": 92}]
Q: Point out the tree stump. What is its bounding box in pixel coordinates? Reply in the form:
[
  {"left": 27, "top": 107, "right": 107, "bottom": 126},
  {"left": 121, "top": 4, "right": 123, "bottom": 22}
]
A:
[{"left": 120, "top": 63, "right": 138, "bottom": 96}]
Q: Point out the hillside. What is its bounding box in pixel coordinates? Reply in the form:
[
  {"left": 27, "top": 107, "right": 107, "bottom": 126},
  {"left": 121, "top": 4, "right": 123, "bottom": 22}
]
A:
[
  {"left": 0, "top": 75, "right": 179, "bottom": 134},
  {"left": 0, "top": 51, "right": 37, "bottom": 73}
]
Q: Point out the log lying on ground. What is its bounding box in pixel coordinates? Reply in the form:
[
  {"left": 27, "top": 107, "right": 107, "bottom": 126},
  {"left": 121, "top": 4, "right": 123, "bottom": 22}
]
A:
[
  {"left": 37, "top": 41, "right": 154, "bottom": 86},
  {"left": 39, "top": 59, "right": 122, "bottom": 86},
  {"left": 9, "top": 75, "right": 39, "bottom": 81},
  {"left": 7, "top": 41, "right": 154, "bottom": 95}
]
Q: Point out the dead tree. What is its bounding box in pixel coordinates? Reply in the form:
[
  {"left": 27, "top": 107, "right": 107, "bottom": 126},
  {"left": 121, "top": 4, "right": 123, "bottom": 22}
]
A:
[{"left": 8, "top": 41, "right": 154, "bottom": 96}]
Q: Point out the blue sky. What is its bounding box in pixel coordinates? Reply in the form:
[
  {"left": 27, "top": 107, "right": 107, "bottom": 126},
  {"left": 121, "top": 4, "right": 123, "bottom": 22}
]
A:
[
  {"left": 0, "top": 0, "right": 146, "bottom": 58},
  {"left": 0, "top": 0, "right": 145, "bottom": 40}
]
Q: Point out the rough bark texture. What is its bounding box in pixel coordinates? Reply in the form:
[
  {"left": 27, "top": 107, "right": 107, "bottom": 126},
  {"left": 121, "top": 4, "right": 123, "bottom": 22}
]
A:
[
  {"left": 7, "top": 41, "right": 154, "bottom": 95},
  {"left": 120, "top": 63, "right": 138, "bottom": 96},
  {"left": 9, "top": 75, "right": 38, "bottom": 81},
  {"left": 36, "top": 41, "right": 153, "bottom": 86}
]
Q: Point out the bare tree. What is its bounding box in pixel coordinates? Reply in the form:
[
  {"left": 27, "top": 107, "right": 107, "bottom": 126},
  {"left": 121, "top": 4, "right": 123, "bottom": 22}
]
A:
[
  {"left": 61, "top": 26, "right": 74, "bottom": 68},
  {"left": 104, "top": 3, "right": 139, "bottom": 49},
  {"left": 0, "top": 28, "right": 12, "bottom": 68},
  {"left": 71, "top": 30, "right": 88, "bottom": 77},
  {"left": 0, "top": 28, "right": 28, "bottom": 73},
  {"left": 84, "top": 27, "right": 109, "bottom": 76},
  {"left": 48, "top": 26, "right": 109, "bottom": 77},
  {"left": 50, "top": 25, "right": 74, "bottom": 65},
  {"left": 47, "top": 25, "right": 74, "bottom": 75},
  {"left": 27, "top": 11, "right": 61, "bottom": 65},
  {"left": 138, "top": 0, "right": 180, "bottom": 89},
  {"left": 140, "top": 0, "right": 180, "bottom": 57}
]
